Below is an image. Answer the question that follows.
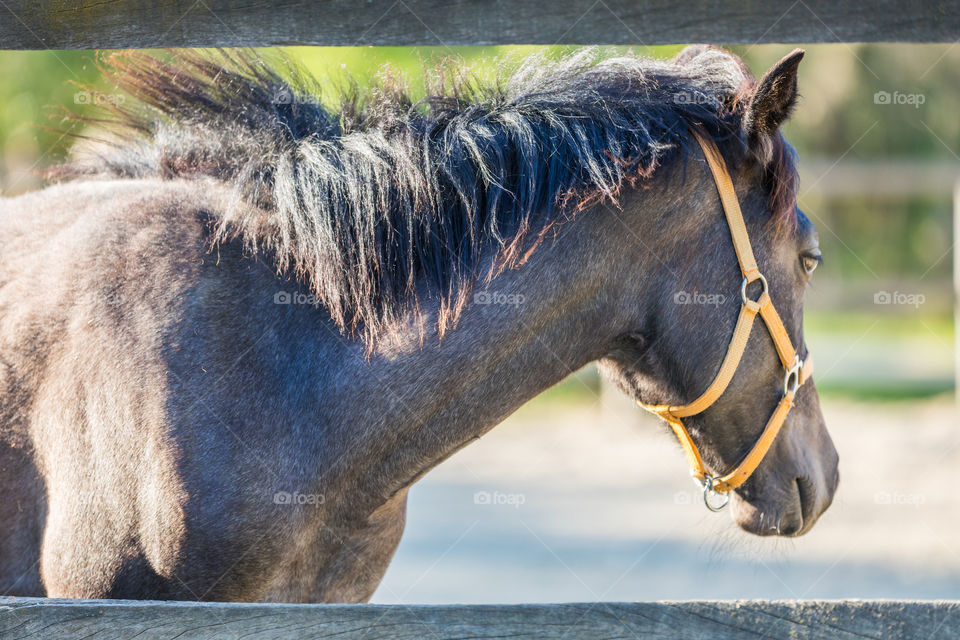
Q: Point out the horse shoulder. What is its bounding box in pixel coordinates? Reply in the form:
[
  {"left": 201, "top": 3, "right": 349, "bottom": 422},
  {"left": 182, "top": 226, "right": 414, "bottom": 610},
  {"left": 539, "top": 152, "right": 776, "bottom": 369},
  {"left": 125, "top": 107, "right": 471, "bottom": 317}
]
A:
[{"left": 0, "top": 178, "right": 244, "bottom": 598}]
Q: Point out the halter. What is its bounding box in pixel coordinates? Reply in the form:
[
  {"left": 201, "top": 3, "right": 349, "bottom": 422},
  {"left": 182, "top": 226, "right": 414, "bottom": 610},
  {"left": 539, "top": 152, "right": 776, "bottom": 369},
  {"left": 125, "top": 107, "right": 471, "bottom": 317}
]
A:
[{"left": 636, "top": 129, "right": 814, "bottom": 512}]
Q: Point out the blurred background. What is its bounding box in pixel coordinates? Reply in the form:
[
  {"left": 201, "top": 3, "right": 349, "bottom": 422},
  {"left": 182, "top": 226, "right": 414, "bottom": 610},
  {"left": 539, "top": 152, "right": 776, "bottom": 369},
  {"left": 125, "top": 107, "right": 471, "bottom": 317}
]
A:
[{"left": 1, "top": 43, "right": 958, "bottom": 602}]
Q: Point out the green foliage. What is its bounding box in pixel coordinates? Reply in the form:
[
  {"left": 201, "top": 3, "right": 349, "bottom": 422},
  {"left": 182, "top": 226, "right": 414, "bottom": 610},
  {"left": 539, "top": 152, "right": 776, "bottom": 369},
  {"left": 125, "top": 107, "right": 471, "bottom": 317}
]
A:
[{"left": 0, "top": 50, "right": 101, "bottom": 173}]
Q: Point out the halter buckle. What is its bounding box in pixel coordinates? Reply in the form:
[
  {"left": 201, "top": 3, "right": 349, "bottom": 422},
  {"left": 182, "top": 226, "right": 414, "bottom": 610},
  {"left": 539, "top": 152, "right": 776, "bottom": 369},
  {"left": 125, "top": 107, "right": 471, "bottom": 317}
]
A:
[
  {"left": 699, "top": 474, "right": 731, "bottom": 512},
  {"left": 783, "top": 355, "right": 803, "bottom": 396}
]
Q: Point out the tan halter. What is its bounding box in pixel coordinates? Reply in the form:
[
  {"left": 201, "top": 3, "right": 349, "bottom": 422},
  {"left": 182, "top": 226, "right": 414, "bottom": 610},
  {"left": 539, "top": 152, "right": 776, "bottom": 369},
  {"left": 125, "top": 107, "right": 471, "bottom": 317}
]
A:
[{"left": 636, "top": 129, "right": 814, "bottom": 511}]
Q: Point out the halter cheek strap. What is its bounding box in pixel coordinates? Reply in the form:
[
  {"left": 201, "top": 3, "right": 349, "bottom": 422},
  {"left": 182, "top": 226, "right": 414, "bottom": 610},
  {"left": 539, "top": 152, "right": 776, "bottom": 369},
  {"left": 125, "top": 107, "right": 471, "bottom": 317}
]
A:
[{"left": 636, "top": 129, "right": 814, "bottom": 507}]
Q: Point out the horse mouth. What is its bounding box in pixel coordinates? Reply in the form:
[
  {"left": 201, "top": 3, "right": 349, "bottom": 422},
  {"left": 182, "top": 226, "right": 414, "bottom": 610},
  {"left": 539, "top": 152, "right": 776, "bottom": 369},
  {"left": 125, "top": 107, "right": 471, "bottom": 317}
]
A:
[{"left": 732, "top": 472, "right": 837, "bottom": 537}]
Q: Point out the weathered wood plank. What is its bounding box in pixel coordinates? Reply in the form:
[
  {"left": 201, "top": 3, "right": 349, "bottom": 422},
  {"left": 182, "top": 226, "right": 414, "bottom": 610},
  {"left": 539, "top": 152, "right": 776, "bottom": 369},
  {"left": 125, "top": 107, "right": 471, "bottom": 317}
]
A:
[
  {"left": 0, "top": 1, "right": 957, "bottom": 50},
  {"left": 1, "top": 598, "right": 958, "bottom": 639}
]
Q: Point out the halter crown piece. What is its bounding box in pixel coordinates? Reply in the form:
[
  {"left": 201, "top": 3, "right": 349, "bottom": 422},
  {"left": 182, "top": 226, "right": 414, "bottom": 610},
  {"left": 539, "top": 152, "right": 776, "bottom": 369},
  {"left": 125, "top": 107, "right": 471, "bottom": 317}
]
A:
[{"left": 636, "top": 129, "right": 814, "bottom": 512}]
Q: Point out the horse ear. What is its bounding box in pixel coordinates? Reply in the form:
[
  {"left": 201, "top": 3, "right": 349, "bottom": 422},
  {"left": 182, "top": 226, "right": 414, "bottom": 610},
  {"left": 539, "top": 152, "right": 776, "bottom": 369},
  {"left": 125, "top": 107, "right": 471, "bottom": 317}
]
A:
[{"left": 743, "top": 49, "right": 804, "bottom": 151}]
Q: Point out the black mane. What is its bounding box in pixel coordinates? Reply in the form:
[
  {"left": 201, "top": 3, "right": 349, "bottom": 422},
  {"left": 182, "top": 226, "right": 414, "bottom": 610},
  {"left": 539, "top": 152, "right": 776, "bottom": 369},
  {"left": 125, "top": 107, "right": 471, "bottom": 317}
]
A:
[{"left": 57, "top": 47, "right": 792, "bottom": 344}]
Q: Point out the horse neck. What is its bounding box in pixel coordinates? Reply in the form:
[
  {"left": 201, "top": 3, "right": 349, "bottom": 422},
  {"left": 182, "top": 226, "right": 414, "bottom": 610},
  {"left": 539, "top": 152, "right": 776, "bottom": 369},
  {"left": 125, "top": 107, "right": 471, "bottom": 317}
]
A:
[{"left": 325, "top": 197, "right": 658, "bottom": 507}]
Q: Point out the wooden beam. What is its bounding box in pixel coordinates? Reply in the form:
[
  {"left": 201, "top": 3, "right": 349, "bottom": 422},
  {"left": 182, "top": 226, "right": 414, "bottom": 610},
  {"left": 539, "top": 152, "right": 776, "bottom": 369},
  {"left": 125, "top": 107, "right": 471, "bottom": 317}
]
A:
[
  {"left": 1, "top": 598, "right": 959, "bottom": 639},
  {"left": 0, "top": 1, "right": 957, "bottom": 50},
  {"left": 799, "top": 159, "right": 960, "bottom": 198}
]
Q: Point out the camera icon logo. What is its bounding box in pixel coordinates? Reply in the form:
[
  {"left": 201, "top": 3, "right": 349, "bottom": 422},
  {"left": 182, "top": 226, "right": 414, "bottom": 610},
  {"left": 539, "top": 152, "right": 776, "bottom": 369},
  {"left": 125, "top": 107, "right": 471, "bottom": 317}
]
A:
[
  {"left": 273, "top": 88, "right": 294, "bottom": 105},
  {"left": 274, "top": 291, "right": 292, "bottom": 305}
]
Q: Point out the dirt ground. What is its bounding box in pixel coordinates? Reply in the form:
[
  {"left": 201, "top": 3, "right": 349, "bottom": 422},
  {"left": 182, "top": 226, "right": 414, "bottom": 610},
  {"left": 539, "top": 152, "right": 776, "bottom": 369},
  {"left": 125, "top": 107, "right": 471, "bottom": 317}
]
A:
[{"left": 373, "top": 392, "right": 960, "bottom": 603}]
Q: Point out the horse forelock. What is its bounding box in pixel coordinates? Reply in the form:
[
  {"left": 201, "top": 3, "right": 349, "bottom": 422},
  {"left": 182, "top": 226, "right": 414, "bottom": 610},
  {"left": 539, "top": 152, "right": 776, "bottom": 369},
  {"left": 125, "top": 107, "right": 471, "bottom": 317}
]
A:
[{"left": 53, "top": 47, "right": 797, "bottom": 345}]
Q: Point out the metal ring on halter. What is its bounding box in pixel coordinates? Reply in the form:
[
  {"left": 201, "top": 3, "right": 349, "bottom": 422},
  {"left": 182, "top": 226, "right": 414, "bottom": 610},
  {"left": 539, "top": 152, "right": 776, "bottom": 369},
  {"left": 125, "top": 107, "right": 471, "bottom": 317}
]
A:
[
  {"left": 783, "top": 355, "right": 802, "bottom": 396},
  {"left": 740, "top": 273, "right": 768, "bottom": 306},
  {"left": 701, "top": 475, "right": 731, "bottom": 512}
]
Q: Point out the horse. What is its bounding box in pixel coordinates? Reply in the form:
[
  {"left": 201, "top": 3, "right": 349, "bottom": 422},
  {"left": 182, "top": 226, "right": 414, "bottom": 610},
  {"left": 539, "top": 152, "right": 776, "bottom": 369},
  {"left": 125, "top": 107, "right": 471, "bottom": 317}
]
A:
[{"left": 0, "top": 45, "right": 838, "bottom": 603}]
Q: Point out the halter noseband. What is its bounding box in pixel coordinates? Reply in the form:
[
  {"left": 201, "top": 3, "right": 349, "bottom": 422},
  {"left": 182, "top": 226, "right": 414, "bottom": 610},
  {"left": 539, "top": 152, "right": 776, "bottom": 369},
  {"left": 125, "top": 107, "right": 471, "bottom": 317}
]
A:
[{"left": 636, "top": 129, "right": 814, "bottom": 512}]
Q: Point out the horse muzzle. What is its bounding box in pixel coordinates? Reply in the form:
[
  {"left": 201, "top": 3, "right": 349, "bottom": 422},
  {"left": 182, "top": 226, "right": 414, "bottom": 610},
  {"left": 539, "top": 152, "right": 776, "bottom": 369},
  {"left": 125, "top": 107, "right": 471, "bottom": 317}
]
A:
[{"left": 730, "top": 424, "right": 839, "bottom": 537}]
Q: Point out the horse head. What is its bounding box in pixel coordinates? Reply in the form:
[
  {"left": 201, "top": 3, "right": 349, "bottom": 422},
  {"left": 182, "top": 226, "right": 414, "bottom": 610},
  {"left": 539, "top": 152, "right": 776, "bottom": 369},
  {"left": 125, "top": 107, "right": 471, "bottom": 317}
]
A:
[{"left": 601, "top": 47, "right": 838, "bottom": 536}]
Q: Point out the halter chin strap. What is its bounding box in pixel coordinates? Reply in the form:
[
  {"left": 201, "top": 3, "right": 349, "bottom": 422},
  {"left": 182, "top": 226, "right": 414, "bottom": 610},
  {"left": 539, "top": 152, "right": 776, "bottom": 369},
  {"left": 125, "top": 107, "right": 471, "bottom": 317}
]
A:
[{"left": 636, "top": 129, "right": 814, "bottom": 504}]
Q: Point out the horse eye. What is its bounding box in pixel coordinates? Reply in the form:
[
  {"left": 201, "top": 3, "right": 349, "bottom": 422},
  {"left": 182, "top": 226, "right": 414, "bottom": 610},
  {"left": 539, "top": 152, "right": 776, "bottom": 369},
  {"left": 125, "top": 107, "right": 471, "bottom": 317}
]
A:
[{"left": 801, "top": 249, "right": 822, "bottom": 275}]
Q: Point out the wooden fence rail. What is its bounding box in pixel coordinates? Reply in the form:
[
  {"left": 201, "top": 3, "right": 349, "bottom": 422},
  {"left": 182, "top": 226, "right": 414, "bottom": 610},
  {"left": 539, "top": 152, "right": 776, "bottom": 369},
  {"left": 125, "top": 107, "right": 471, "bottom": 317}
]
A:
[
  {"left": 0, "top": 0, "right": 958, "bottom": 50},
  {"left": 1, "top": 598, "right": 959, "bottom": 639}
]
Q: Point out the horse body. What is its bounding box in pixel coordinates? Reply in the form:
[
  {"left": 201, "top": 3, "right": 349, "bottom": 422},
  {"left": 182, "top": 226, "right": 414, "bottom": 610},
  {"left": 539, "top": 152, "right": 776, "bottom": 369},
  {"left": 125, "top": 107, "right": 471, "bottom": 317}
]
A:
[
  {"left": 0, "top": 46, "right": 839, "bottom": 602},
  {"left": 0, "top": 175, "right": 655, "bottom": 600}
]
